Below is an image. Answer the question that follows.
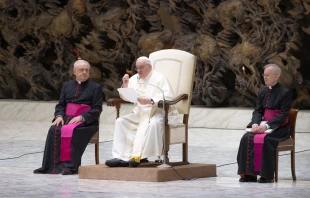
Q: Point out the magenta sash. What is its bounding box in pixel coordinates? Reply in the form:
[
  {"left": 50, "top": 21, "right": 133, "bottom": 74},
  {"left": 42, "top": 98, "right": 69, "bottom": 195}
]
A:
[
  {"left": 253, "top": 133, "right": 267, "bottom": 171},
  {"left": 263, "top": 109, "right": 288, "bottom": 126},
  {"left": 60, "top": 103, "right": 91, "bottom": 162},
  {"left": 253, "top": 109, "right": 288, "bottom": 171}
]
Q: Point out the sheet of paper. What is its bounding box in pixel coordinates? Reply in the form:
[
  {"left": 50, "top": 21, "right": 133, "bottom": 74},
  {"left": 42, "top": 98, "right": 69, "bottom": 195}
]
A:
[{"left": 117, "top": 88, "right": 138, "bottom": 103}]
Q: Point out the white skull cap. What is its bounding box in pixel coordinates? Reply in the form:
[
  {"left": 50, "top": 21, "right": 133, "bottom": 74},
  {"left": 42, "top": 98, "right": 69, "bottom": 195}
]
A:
[
  {"left": 137, "top": 56, "right": 151, "bottom": 66},
  {"left": 137, "top": 56, "right": 150, "bottom": 61}
]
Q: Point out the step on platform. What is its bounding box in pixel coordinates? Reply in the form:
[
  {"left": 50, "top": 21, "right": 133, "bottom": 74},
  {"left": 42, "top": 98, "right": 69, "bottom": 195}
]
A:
[{"left": 79, "top": 163, "right": 216, "bottom": 182}]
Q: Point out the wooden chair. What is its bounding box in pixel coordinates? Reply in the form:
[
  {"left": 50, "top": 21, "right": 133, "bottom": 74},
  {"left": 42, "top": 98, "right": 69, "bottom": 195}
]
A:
[
  {"left": 107, "top": 49, "right": 197, "bottom": 165},
  {"left": 275, "top": 108, "right": 298, "bottom": 182},
  {"left": 88, "top": 118, "right": 100, "bottom": 164}
]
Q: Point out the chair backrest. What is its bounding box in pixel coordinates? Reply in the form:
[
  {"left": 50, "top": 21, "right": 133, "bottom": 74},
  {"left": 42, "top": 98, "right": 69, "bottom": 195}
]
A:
[
  {"left": 149, "top": 49, "right": 197, "bottom": 114},
  {"left": 288, "top": 108, "right": 298, "bottom": 140}
]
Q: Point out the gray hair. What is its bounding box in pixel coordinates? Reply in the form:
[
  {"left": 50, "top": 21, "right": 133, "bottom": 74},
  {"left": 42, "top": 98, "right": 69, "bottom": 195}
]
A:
[
  {"left": 264, "top": 64, "right": 281, "bottom": 75},
  {"left": 137, "top": 56, "right": 151, "bottom": 66},
  {"left": 73, "top": 60, "right": 90, "bottom": 69}
]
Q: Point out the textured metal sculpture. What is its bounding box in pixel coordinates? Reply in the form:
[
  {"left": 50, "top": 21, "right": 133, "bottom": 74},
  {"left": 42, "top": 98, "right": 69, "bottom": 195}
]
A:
[{"left": 0, "top": 0, "right": 309, "bottom": 109}]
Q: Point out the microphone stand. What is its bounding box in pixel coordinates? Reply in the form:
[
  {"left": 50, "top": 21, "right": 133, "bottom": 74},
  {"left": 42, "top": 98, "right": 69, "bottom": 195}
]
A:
[{"left": 137, "top": 78, "right": 172, "bottom": 168}]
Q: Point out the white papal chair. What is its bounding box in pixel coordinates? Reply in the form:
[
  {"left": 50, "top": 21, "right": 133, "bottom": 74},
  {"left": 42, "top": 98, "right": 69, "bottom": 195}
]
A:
[{"left": 107, "top": 49, "right": 197, "bottom": 165}]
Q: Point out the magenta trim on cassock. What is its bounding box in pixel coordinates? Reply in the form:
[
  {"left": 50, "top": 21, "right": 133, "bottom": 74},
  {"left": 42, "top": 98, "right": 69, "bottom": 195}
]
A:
[
  {"left": 60, "top": 103, "right": 91, "bottom": 162},
  {"left": 253, "top": 109, "right": 288, "bottom": 171},
  {"left": 253, "top": 133, "right": 267, "bottom": 171}
]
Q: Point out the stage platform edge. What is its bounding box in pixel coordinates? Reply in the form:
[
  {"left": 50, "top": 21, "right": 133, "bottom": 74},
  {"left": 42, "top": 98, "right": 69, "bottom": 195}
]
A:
[{"left": 79, "top": 163, "right": 216, "bottom": 182}]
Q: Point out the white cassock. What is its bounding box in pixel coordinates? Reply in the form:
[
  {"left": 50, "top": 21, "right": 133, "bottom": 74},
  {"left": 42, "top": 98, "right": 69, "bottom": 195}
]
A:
[{"left": 112, "top": 70, "right": 179, "bottom": 162}]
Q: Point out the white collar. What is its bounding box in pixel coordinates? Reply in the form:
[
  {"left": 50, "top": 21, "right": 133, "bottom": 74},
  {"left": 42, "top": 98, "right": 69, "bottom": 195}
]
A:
[{"left": 268, "top": 81, "right": 278, "bottom": 89}]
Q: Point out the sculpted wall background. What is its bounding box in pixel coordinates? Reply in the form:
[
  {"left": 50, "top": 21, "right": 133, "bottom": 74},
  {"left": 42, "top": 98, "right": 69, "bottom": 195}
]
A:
[{"left": 0, "top": 0, "right": 310, "bottom": 109}]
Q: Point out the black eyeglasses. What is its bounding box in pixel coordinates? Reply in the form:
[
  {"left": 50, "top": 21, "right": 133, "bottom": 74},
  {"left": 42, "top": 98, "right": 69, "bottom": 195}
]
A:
[
  {"left": 262, "top": 74, "right": 276, "bottom": 78},
  {"left": 77, "top": 68, "right": 89, "bottom": 72},
  {"left": 134, "top": 64, "right": 149, "bottom": 71}
]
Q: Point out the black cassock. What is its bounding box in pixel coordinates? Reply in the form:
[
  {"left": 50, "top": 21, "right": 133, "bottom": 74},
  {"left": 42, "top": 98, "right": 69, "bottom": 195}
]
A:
[
  {"left": 34, "top": 80, "right": 103, "bottom": 174},
  {"left": 237, "top": 82, "right": 292, "bottom": 180}
]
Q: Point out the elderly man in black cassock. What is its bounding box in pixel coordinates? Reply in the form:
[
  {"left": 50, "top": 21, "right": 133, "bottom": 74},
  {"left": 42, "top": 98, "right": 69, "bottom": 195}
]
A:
[
  {"left": 237, "top": 64, "right": 293, "bottom": 183},
  {"left": 34, "top": 60, "right": 102, "bottom": 175}
]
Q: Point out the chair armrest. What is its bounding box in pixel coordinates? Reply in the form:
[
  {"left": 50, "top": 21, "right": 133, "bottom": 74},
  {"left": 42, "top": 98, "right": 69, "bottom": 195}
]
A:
[
  {"left": 157, "top": 94, "right": 188, "bottom": 126},
  {"left": 106, "top": 98, "right": 130, "bottom": 107},
  {"left": 106, "top": 98, "right": 131, "bottom": 119},
  {"left": 158, "top": 94, "right": 188, "bottom": 108}
]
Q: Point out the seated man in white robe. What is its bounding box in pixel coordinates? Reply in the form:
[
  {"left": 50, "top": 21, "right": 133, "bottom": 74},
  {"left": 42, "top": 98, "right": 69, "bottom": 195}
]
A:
[{"left": 105, "top": 56, "right": 179, "bottom": 167}]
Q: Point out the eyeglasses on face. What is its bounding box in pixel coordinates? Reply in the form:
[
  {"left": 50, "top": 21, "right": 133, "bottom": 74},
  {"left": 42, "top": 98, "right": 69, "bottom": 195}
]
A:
[
  {"left": 262, "top": 73, "right": 277, "bottom": 78},
  {"left": 77, "top": 68, "right": 89, "bottom": 72},
  {"left": 134, "top": 64, "right": 149, "bottom": 71}
]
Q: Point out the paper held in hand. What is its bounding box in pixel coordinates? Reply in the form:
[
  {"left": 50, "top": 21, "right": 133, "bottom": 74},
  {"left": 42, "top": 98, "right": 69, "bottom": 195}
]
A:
[
  {"left": 245, "top": 121, "right": 274, "bottom": 133},
  {"left": 117, "top": 88, "right": 138, "bottom": 103}
]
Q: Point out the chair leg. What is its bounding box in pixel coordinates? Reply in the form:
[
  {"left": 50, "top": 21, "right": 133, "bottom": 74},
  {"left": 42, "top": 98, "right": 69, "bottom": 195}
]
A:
[
  {"left": 275, "top": 148, "right": 279, "bottom": 182},
  {"left": 182, "top": 143, "right": 188, "bottom": 163},
  {"left": 164, "top": 148, "right": 170, "bottom": 164},
  {"left": 291, "top": 150, "right": 296, "bottom": 180},
  {"left": 164, "top": 129, "right": 170, "bottom": 164},
  {"left": 95, "top": 142, "right": 99, "bottom": 164}
]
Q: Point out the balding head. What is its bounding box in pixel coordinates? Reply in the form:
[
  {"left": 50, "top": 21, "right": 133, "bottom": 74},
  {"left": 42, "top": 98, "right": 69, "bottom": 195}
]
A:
[
  {"left": 74, "top": 60, "right": 90, "bottom": 69},
  {"left": 263, "top": 63, "right": 281, "bottom": 86},
  {"left": 73, "top": 60, "right": 90, "bottom": 82},
  {"left": 263, "top": 64, "right": 281, "bottom": 76}
]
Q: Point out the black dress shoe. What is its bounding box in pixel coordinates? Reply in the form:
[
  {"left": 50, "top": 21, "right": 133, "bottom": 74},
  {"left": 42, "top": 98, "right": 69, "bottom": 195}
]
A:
[
  {"left": 105, "top": 158, "right": 129, "bottom": 167},
  {"left": 105, "top": 158, "right": 122, "bottom": 167},
  {"left": 239, "top": 177, "right": 248, "bottom": 182},
  {"left": 33, "top": 168, "right": 44, "bottom": 174},
  {"left": 140, "top": 158, "right": 149, "bottom": 163},
  {"left": 61, "top": 169, "right": 76, "bottom": 175},
  {"left": 258, "top": 177, "right": 274, "bottom": 183},
  {"left": 239, "top": 175, "right": 257, "bottom": 182},
  {"left": 119, "top": 160, "right": 129, "bottom": 167},
  {"left": 128, "top": 159, "right": 140, "bottom": 167}
]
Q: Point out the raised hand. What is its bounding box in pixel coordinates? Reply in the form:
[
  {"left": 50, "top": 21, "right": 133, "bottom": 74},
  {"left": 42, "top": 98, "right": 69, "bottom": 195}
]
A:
[{"left": 122, "top": 74, "right": 129, "bottom": 88}]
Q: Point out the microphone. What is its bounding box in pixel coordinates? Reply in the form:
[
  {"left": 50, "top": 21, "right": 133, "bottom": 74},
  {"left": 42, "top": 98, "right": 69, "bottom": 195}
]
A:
[{"left": 136, "top": 75, "right": 171, "bottom": 168}]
